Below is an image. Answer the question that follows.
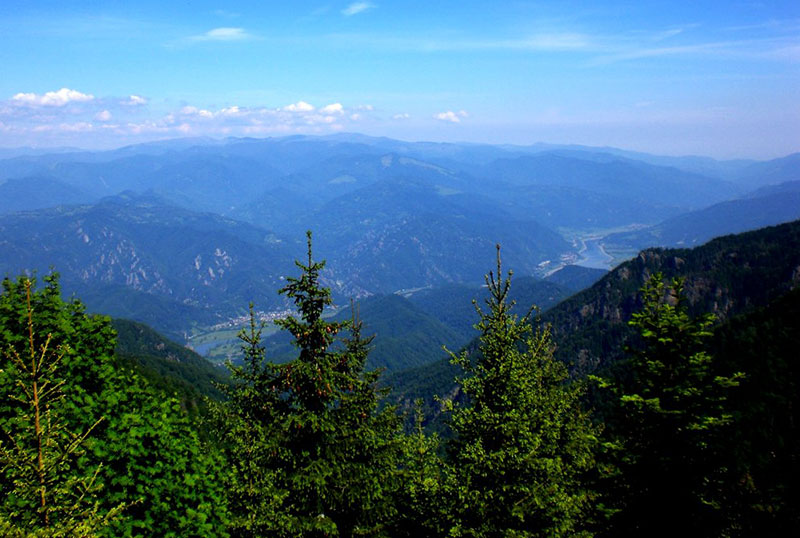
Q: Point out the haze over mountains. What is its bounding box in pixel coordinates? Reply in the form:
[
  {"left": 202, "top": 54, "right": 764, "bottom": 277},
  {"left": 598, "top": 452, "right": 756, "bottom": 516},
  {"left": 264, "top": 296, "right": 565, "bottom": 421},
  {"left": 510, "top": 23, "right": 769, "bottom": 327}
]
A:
[{"left": 1, "top": 134, "right": 798, "bottom": 351}]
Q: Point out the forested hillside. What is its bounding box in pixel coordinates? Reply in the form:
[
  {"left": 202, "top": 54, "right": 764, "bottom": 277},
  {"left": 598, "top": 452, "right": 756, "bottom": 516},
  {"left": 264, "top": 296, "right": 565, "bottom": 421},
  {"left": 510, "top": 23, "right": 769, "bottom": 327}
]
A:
[
  {"left": 389, "top": 220, "right": 800, "bottom": 435},
  {"left": 2, "top": 221, "right": 798, "bottom": 536},
  {"left": 2, "top": 136, "right": 798, "bottom": 356},
  {"left": 1, "top": 138, "right": 798, "bottom": 536},
  {"left": 4, "top": 0, "right": 800, "bottom": 530}
]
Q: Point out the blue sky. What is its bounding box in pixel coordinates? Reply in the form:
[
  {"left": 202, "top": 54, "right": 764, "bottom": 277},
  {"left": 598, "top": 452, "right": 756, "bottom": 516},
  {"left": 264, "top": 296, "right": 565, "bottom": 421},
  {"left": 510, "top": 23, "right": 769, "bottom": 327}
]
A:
[{"left": 0, "top": 1, "right": 798, "bottom": 158}]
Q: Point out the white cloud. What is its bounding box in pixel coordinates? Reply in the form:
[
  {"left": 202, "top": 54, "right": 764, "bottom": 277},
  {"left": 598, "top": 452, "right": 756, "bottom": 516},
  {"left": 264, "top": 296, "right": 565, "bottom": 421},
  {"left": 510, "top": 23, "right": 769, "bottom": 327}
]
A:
[
  {"left": 342, "top": 2, "right": 375, "bottom": 16},
  {"left": 181, "top": 106, "right": 215, "bottom": 118},
  {"left": 0, "top": 96, "right": 372, "bottom": 146},
  {"left": 393, "top": 113, "right": 410, "bottom": 120},
  {"left": 191, "top": 27, "right": 253, "bottom": 42},
  {"left": 434, "top": 110, "right": 467, "bottom": 123},
  {"left": 283, "top": 101, "right": 315, "bottom": 112},
  {"left": 220, "top": 105, "right": 241, "bottom": 116},
  {"left": 320, "top": 103, "right": 344, "bottom": 115},
  {"left": 125, "top": 95, "right": 147, "bottom": 106},
  {"left": 32, "top": 121, "right": 94, "bottom": 133},
  {"left": 12, "top": 88, "right": 95, "bottom": 107}
]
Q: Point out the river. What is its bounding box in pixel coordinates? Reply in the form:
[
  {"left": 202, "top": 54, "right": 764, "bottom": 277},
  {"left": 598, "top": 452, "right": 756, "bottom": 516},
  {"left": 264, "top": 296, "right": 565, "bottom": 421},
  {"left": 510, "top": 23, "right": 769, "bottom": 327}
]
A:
[{"left": 575, "top": 237, "right": 614, "bottom": 270}]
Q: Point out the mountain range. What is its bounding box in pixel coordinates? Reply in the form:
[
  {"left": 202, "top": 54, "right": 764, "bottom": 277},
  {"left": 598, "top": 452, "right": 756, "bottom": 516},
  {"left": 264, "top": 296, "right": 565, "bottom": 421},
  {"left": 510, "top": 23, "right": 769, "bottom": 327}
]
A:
[{"left": 1, "top": 134, "right": 798, "bottom": 353}]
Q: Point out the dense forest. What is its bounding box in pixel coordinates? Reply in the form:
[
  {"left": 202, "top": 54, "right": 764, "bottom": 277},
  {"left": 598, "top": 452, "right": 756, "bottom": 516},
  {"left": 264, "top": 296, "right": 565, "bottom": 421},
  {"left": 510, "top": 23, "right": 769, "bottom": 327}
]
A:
[{"left": 2, "top": 222, "right": 799, "bottom": 537}]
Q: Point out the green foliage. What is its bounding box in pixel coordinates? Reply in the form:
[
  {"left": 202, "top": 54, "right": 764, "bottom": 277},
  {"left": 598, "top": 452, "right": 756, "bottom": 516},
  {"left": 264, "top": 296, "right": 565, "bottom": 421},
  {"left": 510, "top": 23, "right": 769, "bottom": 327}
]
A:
[
  {"left": 389, "top": 403, "right": 451, "bottom": 538},
  {"left": 544, "top": 219, "right": 800, "bottom": 376},
  {"left": 0, "top": 274, "right": 229, "bottom": 537},
  {"left": 408, "top": 277, "right": 574, "bottom": 345},
  {"left": 446, "top": 247, "right": 598, "bottom": 537},
  {"left": 217, "top": 232, "right": 404, "bottom": 537},
  {"left": 386, "top": 277, "right": 578, "bottom": 435},
  {"left": 710, "top": 288, "right": 800, "bottom": 534},
  {"left": 0, "top": 277, "right": 122, "bottom": 536},
  {"left": 112, "top": 318, "right": 229, "bottom": 415},
  {"left": 597, "top": 273, "right": 743, "bottom": 535}
]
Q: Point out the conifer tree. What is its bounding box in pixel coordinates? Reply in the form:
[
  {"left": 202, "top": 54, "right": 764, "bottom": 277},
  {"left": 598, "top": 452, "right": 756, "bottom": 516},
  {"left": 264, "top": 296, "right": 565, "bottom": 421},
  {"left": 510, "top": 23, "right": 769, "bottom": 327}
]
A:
[
  {"left": 389, "top": 402, "right": 450, "bottom": 538},
  {"left": 0, "top": 278, "right": 121, "bottom": 537},
  {"left": 597, "top": 273, "right": 743, "bottom": 536},
  {"left": 446, "top": 247, "right": 597, "bottom": 537},
  {"left": 219, "top": 232, "right": 403, "bottom": 537},
  {"left": 0, "top": 274, "right": 228, "bottom": 537}
]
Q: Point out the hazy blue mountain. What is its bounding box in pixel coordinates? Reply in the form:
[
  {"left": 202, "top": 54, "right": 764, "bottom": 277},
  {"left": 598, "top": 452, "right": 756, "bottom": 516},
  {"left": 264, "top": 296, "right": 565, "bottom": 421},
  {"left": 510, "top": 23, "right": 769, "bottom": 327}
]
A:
[
  {"left": 500, "top": 183, "right": 683, "bottom": 229},
  {"left": 0, "top": 176, "right": 93, "bottom": 214},
  {"left": 12, "top": 153, "right": 285, "bottom": 215},
  {"left": 2, "top": 135, "right": 773, "bottom": 240},
  {"left": 237, "top": 151, "right": 478, "bottom": 233},
  {"left": 318, "top": 133, "right": 522, "bottom": 169},
  {"left": 504, "top": 142, "right": 755, "bottom": 180},
  {"left": 2, "top": 134, "right": 798, "bottom": 344},
  {"left": 742, "top": 179, "right": 800, "bottom": 198},
  {"left": 0, "top": 193, "right": 296, "bottom": 336},
  {"left": 309, "top": 178, "right": 573, "bottom": 294},
  {"left": 476, "top": 153, "right": 738, "bottom": 209},
  {"left": 605, "top": 190, "right": 800, "bottom": 251},
  {"left": 734, "top": 153, "right": 800, "bottom": 190},
  {"left": 0, "top": 146, "right": 84, "bottom": 159},
  {"left": 321, "top": 135, "right": 756, "bottom": 181}
]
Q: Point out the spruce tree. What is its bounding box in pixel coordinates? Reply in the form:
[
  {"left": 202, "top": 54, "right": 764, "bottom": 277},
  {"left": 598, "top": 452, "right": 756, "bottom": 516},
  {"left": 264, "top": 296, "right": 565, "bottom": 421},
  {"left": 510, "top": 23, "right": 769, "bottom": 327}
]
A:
[
  {"left": 389, "top": 402, "right": 450, "bottom": 538},
  {"left": 219, "top": 232, "right": 403, "bottom": 537},
  {"left": 598, "top": 273, "right": 743, "bottom": 536},
  {"left": 0, "top": 274, "right": 228, "bottom": 537},
  {"left": 446, "top": 247, "right": 597, "bottom": 537},
  {"left": 0, "top": 278, "right": 122, "bottom": 537}
]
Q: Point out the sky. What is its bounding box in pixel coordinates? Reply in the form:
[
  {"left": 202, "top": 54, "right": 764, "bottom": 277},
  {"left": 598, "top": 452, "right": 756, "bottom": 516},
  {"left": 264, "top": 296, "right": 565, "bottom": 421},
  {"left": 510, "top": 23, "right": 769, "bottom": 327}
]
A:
[{"left": 0, "top": 1, "right": 798, "bottom": 159}]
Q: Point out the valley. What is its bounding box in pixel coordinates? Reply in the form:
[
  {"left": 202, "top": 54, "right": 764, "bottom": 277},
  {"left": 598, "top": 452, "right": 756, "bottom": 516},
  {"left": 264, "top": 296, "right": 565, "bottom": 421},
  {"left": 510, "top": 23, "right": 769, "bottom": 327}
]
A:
[
  {"left": 1, "top": 134, "right": 798, "bottom": 365},
  {"left": 4, "top": 2, "right": 799, "bottom": 534}
]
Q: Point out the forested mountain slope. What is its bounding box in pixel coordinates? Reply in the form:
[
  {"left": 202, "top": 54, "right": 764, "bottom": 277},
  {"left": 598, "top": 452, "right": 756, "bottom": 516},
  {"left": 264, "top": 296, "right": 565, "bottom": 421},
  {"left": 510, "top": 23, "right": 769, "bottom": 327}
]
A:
[
  {"left": 0, "top": 193, "right": 296, "bottom": 335},
  {"left": 388, "top": 220, "right": 800, "bottom": 417},
  {"left": 112, "top": 318, "right": 228, "bottom": 406},
  {"left": 546, "top": 219, "right": 800, "bottom": 374}
]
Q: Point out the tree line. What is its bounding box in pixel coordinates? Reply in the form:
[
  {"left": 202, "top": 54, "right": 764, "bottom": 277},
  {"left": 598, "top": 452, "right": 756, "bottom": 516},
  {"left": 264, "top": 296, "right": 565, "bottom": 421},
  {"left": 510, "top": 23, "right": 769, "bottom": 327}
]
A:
[{"left": 0, "top": 232, "right": 795, "bottom": 536}]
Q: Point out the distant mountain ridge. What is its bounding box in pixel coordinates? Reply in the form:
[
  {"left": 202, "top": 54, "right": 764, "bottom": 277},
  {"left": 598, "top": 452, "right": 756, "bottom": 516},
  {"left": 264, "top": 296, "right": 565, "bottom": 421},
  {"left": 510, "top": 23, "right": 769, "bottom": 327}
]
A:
[
  {"left": 1, "top": 134, "right": 798, "bottom": 351},
  {"left": 606, "top": 182, "right": 800, "bottom": 251}
]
